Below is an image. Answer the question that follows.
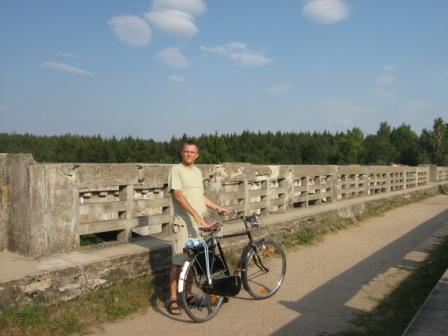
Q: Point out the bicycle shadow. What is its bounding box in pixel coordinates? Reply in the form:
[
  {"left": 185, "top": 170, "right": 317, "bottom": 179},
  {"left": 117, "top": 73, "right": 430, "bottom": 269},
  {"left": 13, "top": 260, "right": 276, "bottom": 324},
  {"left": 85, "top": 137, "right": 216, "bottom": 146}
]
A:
[{"left": 271, "top": 208, "right": 448, "bottom": 336}]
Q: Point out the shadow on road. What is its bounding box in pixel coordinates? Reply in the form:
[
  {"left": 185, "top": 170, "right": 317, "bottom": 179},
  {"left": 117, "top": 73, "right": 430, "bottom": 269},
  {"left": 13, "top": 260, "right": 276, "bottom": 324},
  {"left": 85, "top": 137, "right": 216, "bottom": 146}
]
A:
[
  {"left": 130, "top": 236, "right": 184, "bottom": 321},
  {"left": 272, "top": 208, "right": 448, "bottom": 336}
]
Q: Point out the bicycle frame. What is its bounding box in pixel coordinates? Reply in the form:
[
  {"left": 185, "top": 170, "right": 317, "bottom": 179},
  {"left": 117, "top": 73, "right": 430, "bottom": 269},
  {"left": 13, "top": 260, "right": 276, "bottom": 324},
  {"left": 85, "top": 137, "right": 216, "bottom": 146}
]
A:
[{"left": 190, "top": 215, "right": 268, "bottom": 295}]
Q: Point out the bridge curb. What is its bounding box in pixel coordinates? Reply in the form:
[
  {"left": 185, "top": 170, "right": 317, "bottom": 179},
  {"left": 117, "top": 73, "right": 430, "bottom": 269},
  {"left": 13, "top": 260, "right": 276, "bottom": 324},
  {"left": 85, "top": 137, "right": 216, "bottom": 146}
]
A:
[{"left": 402, "top": 267, "right": 448, "bottom": 336}]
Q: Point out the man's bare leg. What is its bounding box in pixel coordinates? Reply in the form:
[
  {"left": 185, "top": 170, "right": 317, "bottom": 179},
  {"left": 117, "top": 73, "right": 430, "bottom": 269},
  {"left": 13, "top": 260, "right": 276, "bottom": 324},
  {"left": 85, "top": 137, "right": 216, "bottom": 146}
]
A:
[
  {"left": 169, "top": 264, "right": 181, "bottom": 300},
  {"left": 167, "top": 264, "right": 182, "bottom": 314}
]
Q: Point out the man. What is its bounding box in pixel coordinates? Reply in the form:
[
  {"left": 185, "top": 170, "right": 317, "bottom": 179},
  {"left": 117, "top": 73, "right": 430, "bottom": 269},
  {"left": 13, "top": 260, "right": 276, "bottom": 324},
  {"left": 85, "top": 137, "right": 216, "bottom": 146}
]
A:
[{"left": 167, "top": 140, "right": 228, "bottom": 315}]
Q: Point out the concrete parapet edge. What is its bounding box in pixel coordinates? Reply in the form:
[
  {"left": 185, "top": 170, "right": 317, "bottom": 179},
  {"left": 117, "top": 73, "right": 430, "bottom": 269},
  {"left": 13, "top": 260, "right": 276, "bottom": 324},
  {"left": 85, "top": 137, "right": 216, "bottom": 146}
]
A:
[{"left": 0, "top": 183, "right": 441, "bottom": 310}]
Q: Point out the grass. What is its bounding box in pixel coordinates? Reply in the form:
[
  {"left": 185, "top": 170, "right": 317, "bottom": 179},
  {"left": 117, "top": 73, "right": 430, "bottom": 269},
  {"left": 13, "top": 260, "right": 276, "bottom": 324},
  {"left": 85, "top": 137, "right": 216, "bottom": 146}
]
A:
[
  {"left": 0, "top": 276, "right": 157, "bottom": 336},
  {"left": 282, "top": 191, "right": 437, "bottom": 249},
  {"left": 79, "top": 234, "right": 105, "bottom": 246},
  {"left": 440, "top": 184, "right": 448, "bottom": 195},
  {"left": 329, "top": 237, "right": 448, "bottom": 336},
  {"left": 0, "top": 190, "right": 444, "bottom": 336}
]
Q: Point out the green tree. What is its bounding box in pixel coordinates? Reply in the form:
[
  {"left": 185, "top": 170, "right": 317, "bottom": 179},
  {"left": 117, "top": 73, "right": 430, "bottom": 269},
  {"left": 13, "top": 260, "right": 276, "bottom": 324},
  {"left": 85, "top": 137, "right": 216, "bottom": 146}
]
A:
[
  {"left": 336, "top": 128, "right": 364, "bottom": 164},
  {"left": 364, "top": 122, "right": 398, "bottom": 165},
  {"left": 390, "top": 123, "right": 420, "bottom": 165},
  {"left": 420, "top": 117, "right": 448, "bottom": 166}
]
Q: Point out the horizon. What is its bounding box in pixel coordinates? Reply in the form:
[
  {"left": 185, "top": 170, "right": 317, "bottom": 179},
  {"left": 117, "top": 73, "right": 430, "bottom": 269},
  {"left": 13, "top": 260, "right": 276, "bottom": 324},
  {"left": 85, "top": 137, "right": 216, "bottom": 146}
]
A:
[
  {"left": 1, "top": 116, "right": 445, "bottom": 142},
  {"left": 1, "top": 0, "right": 447, "bottom": 141}
]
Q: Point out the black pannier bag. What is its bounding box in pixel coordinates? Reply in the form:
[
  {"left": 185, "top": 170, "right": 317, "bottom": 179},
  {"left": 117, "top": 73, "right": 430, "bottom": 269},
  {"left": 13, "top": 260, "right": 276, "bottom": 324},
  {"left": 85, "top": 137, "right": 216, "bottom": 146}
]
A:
[
  {"left": 194, "top": 250, "right": 241, "bottom": 296},
  {"left": 208, "top": 275, "right": 242, "bottom": 297}
]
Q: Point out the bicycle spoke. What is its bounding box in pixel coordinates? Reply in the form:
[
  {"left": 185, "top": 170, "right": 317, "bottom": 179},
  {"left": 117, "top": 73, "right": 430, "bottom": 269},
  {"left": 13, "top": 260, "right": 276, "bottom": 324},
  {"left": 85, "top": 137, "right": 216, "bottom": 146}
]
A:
[
  {"left": 180, "top": 253, "right": 225, "bottom": 322},
  {"left": 242, "top": 241, "right": 286, "bottom": 299},
  {"left": 247, "top": 269, "right": 281, "bottom": 279}
]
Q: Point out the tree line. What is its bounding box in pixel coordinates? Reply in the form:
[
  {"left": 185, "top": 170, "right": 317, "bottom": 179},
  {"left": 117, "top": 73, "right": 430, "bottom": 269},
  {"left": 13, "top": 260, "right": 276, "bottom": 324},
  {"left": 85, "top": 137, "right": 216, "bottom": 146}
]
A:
[{"left": 1, "top": 118, "right": 447, "bottom": 166}]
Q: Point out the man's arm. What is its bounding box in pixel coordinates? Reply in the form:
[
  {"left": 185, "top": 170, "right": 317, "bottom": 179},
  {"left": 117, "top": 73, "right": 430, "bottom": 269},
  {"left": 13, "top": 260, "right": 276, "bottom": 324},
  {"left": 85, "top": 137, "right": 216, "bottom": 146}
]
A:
[
  {"left": 172, "top": 190, "right": 208, "bottom": 227},
  {"left": 204, "top": 195, "right": 229, "bottom": 215}
]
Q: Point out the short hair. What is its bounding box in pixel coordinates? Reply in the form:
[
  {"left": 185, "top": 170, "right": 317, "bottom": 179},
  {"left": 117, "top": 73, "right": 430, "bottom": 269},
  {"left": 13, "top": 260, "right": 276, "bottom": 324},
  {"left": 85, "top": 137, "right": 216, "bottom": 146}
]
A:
[{"left": 182, "top": 140, "right": 200, "bottom": 152}]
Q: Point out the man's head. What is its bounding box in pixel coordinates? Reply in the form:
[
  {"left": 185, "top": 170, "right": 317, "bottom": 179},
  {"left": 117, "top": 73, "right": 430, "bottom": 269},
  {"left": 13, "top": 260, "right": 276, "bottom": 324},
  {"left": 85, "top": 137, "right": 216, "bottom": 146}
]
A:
[{"left": 181, "top": 140, "right": 199, "bottom": 166}]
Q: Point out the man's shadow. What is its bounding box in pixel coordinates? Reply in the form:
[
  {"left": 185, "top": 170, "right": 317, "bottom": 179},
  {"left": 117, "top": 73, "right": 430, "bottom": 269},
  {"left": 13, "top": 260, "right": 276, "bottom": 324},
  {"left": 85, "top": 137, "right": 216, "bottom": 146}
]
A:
[{"left": 131, "top": 235, "right": 193, "bottom": 322}]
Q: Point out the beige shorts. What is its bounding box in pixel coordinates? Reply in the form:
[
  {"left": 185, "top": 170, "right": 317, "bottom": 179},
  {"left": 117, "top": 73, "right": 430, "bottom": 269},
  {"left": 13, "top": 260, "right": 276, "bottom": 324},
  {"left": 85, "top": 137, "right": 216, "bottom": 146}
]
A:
[{"left": 172, "top": 223, "right": 199, "bottom": 266}]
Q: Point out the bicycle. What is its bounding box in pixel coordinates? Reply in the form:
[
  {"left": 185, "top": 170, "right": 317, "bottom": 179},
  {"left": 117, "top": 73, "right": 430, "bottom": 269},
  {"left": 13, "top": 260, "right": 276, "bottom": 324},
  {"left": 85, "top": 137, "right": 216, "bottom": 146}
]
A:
[{"left": 177, "top": 210, "right": 287, "bottom": 322}]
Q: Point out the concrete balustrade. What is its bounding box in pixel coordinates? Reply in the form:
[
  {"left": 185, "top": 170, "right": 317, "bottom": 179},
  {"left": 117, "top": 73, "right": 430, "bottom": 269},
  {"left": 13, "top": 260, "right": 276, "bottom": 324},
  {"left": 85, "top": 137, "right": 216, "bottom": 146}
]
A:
[{"left": 1, "top": 154, "right": 447, "bottom": 258}]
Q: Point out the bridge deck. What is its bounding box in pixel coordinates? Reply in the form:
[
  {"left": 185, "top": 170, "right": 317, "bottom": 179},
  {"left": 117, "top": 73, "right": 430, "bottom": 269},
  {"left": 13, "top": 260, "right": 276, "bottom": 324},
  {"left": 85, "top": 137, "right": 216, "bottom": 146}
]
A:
[
  {"left": 83, "top": 194, "right": 448, "bottom": 336},
  {"left": 1, "top": 193, "right": 446, "bottom": 335}
]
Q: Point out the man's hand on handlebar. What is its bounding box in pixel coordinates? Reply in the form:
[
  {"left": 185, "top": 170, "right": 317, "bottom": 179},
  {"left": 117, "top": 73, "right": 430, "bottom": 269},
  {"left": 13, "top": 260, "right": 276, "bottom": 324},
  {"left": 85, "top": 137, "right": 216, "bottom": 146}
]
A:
[
  {"left": 195, "top": 215, "right": 219, "bottom": 229},
  {"left": 216, "top": 206, "right": 230, "bottom": 216},
  {"left": 198, "top": 222, "right": 221, "bottom": 232}
]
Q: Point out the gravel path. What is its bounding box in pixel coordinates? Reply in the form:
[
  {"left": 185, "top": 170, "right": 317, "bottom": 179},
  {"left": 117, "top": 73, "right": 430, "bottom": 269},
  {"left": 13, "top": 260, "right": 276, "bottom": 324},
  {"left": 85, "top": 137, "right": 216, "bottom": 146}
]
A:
[{"left": 89, "top": 195, "right": 448, "bottom": 336}]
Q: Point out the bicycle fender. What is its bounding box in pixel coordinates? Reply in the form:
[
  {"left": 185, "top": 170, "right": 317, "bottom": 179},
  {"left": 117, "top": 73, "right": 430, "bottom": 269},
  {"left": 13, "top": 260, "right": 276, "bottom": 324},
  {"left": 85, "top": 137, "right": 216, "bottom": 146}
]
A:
[
  {"left": 178, "top": 260, "right": 190, "bottom": 293},
  {"left": 240, "top": 239, "right": 265, "bottom": 269}
]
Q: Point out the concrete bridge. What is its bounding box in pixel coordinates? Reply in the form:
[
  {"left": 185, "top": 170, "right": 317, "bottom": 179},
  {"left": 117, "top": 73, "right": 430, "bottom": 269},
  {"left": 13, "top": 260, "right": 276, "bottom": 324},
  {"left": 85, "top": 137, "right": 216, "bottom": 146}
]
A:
[
  {"left": 88, "top": 194, "right": 448, "bottom": 335},
  {"left": 0, "top": 154, "right": 447, "bottom": 334}
]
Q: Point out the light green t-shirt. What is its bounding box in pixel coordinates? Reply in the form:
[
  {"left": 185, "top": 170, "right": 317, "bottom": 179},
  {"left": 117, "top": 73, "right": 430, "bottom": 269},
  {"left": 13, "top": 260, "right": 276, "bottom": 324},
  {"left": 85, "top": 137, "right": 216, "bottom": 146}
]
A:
[{"left": 168, "top": 163, "right": 207, "bottom": 226}]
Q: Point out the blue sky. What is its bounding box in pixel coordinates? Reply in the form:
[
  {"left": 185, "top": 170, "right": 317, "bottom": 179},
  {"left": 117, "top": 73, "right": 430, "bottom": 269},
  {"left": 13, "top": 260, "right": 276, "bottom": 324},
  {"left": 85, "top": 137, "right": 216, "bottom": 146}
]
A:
[{"left": 0, "top": 0, "right": 447, "bottom": 140}]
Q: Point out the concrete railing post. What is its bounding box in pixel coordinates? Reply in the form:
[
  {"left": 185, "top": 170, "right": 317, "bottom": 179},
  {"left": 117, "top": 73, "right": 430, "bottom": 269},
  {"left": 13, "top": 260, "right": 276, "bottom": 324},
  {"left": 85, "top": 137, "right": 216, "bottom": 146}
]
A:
[
  {"left": 243, "top": 180, "right": 249, "bottom": 215},
  {"left": 332, "top": 167, "right": 338, "bottom": 203},
  {"left": 0, "top": 154, "right": 10, "bottom": 252},
  {"left": 118, "top": 184, "right": 134, "bottom": 241}
]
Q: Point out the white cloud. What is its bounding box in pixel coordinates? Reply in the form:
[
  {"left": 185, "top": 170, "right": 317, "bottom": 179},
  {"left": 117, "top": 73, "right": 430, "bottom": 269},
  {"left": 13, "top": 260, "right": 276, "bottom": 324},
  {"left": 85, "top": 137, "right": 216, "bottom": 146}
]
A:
[
  {"left": 108, "top": 15, "right": 152, "bottom": 47},
  {"left": 384, "top": 64, "right": 397, "bottom": 72},
  {"left": 329, "top": 116, "right": 353, "bottom": 131},
  {"left": 151, "top": 0, "right": 206, "bottom": 16},
  {"left": 168, "top": 75, "right": 185, "bottom": 84},
  {"left": 403, "top": 101, "right": 434, "bottom": 111},
  {"left": 158, "top": 47, "right": 189, "bottom": 68},
  {"left": 423, "top": 70, "right": 448, "bottom": 83},
  {"left": 58, "top": 51, "right": 78, "bottom": 58},
  {"left": 145, "top": 9, "right": 198, "bottom": 37},
  {"left": 266, "top": 83, "right": 293, "bottom": 95},
  {"left": 201, "top": 42, "right": 273, "bottom": 67},
  {"left": 376, "top": 72, "right": 395, "bottom": 87},
  {"left": 370, "top": 65, "right": 398, "bottom": 96},
  {"left": 302, "top": 0, "right": 349, "bottom": 24},
  {"left": 42, "top": 62, "right": 94, "bottom": 76}
]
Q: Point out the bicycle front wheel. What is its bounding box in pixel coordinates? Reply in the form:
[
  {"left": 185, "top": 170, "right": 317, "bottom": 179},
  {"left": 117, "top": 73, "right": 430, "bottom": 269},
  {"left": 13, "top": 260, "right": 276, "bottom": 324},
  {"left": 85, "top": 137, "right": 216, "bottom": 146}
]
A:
[
  {"left": 242, "top": 240, "right": 286, "bottom": 299},
  {"left": 178, "top": 253, "right": 225, "bottom": 322}
]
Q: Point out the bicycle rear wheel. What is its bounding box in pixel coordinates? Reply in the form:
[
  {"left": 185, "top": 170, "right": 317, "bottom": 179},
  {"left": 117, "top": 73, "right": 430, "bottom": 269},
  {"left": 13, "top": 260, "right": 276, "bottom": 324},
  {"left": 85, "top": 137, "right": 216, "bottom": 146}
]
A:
[
  {"left": 178, "top": 252, "right": 225, "bottom": 322},
  {"left": 242, "top": 240, "right": 286, "bottom": 299}
]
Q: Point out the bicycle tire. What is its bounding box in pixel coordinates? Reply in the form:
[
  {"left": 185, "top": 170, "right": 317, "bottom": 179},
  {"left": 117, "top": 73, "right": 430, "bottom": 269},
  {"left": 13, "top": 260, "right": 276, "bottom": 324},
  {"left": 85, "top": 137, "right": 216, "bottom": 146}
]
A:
[
  {"left": 242, "top": 240, "right": 286, "bottom": 299},
  {"left": 178, "top": 252, "right": 225, "bottom": 322}
]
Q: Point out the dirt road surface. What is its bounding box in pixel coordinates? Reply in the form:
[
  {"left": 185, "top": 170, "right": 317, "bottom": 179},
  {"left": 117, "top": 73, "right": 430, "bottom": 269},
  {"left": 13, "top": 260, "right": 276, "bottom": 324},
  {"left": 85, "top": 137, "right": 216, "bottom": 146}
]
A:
[{"left": 89, "top": 194, "right": 448, "bottom": 336}]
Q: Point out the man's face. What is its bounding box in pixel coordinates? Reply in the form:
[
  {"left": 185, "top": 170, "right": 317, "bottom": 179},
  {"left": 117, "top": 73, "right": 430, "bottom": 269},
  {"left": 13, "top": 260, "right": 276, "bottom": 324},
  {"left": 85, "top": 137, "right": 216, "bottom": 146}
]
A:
[{"left": 181, "top": 144, "right": 199, "bottom": 166}]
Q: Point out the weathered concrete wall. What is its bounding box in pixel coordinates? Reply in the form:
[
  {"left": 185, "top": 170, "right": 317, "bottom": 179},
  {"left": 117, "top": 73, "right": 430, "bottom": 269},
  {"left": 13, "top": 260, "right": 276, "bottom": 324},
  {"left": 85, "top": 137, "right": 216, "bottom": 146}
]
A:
[
  {"left": 0, "top": 246, "right": 171, "bottom": 308},
  {"left": 8, "top": 155, "right": 34, "bottom": 253},
  {"left": 0, "top": 184, "right": 440, "bottom": 309},
  {"left": 0, "top": 155, "right": 10, "bottom": 252},
  {"left": 0, "top": 153, "right": 447, "bottom": 258},
  {"left": 0, "top": 154, "right": 36, "bottom": 254},
  {"left": 26, "top": 164, "right": 80, "bottom": 256}
]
